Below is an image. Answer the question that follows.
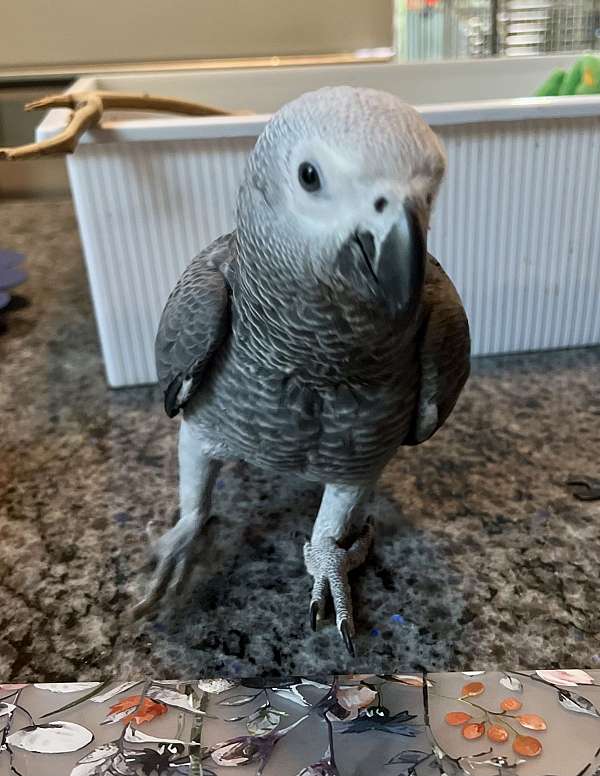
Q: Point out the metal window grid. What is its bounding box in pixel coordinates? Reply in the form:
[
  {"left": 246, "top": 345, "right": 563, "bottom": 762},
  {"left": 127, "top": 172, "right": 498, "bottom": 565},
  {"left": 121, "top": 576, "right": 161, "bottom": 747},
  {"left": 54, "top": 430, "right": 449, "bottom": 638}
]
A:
[{"left": 396, "top": 0, "right": 600, "bottom": 59}]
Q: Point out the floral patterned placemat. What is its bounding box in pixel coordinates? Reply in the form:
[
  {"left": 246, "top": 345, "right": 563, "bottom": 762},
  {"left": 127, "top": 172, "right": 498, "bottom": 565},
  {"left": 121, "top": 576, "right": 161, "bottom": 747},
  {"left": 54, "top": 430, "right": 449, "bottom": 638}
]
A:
[{"left": 1, "top": 671, "right": 599, "bottom": 775}]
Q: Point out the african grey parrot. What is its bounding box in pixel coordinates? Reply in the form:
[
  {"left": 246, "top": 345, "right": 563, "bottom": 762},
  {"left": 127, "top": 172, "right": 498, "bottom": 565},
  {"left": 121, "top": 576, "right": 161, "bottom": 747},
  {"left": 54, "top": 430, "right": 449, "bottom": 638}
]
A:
[{"left": 133, "top": 86, "right": 470, "bottom": 655}]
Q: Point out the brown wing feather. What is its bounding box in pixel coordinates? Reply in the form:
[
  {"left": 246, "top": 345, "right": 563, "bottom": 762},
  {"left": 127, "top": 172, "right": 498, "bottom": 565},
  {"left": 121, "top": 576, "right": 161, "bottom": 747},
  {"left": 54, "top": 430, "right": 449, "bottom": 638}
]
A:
[
  {"left": 155, "top": 233, "right": 234, "bottom": 417},
  {"left": 403, "top": 255, "right": 471, "bottom": 446}
]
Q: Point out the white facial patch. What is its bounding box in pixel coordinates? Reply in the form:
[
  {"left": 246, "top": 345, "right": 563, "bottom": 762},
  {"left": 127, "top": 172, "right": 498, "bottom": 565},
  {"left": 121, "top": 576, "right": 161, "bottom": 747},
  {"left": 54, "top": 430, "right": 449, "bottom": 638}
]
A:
[
  {"left": 287, "top": 138, "right": 364, "bottom": 240},
  {"left": 283, "top": 137, "right": 438, "bottom": 261}
]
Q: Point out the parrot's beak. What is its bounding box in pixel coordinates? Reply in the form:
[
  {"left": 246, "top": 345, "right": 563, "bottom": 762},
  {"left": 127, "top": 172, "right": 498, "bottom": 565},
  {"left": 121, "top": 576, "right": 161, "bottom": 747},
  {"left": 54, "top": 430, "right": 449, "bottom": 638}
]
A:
[
  {"left": 372, "top": 203, "right": 426, "bottom": 316},
  {"left": 338, "top": 203, "right": 426, "bottom": 316}
]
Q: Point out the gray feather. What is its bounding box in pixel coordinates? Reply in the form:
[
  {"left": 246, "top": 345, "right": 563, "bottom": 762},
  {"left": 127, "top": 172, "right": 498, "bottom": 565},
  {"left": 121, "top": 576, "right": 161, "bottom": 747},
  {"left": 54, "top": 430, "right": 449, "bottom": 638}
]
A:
[
  {"left": 404, "top": 255, "right": 471, "bottom": 445},
  {"left": 155, "top": 233, "right": 233, "bottom": 417}
]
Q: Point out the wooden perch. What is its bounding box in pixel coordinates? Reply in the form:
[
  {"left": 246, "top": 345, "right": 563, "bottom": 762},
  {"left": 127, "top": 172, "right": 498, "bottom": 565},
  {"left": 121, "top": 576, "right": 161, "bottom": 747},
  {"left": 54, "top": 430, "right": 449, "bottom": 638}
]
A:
[{"left": 0, "top": 90, "right": 237, "bottom": 161}]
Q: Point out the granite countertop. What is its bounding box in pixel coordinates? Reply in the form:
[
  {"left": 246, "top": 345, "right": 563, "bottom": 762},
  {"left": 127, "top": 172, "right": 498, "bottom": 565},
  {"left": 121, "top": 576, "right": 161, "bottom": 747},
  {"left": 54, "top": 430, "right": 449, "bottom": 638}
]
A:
[{"left": 0, "top": 198, "right": 599, "bottom": 680}]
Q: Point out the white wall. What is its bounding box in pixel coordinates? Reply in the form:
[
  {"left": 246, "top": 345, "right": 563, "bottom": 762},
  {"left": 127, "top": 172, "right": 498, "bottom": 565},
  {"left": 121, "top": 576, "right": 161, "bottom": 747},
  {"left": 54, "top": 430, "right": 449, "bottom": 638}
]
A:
[{"left": 1, "top": 0, "right": 393, "bottom": 69}]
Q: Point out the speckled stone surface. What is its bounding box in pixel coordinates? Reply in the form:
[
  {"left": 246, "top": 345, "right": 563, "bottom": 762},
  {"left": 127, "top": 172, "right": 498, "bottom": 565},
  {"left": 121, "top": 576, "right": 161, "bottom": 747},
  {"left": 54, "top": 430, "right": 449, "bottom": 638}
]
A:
[{"left": 1, "top": 198, "right": 599, "bottom": 680}]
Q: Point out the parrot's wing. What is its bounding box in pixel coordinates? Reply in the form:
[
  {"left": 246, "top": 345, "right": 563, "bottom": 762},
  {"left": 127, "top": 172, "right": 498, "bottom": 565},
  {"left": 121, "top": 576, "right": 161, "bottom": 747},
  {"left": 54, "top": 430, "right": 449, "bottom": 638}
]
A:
[
  {"left": 155, "top": 232, "right": 234, "bottom": 418},
  {"left": 404, "top": 255, "right": 471, "bottom": 445}
]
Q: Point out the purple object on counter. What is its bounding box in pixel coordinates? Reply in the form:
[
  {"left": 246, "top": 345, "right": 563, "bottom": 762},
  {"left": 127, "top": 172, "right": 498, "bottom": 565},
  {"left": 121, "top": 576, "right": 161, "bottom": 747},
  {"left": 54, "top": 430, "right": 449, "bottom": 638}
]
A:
[
  {"left": 0, "top": 265, "right": 27, "bottom": 290},
  {"left": 0, "top": 250, "right": 24, "bottom": 269},
  {"left": 0, "top": 250, "right": 27, "bottom": 309}
]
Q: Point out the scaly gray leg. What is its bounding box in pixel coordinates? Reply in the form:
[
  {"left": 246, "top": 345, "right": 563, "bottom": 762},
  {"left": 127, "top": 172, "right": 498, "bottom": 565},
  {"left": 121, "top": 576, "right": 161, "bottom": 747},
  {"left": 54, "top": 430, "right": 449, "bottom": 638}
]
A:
[
  {"left": 304, "top": 483, "right": 374, "bottom": 656},
  {"left": 132, "top": 421, "right": 221, "bottom": 618}
]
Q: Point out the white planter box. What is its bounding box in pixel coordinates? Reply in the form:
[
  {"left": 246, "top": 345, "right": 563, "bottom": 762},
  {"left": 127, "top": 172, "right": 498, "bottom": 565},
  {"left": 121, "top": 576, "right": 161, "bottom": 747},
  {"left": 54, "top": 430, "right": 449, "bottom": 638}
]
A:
[{"left": 38, "top": 56, "right": 600, "bottom": 387}]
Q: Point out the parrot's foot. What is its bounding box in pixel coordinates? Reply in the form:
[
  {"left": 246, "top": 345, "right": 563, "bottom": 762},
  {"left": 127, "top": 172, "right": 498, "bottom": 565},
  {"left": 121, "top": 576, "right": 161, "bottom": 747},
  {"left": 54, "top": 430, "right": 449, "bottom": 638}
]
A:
[
  {"left": 303, "top": 520, "right": 374, "bottom": 657},
  {"left": 131, "top": 516, "right": 203, "bottom": 619}
]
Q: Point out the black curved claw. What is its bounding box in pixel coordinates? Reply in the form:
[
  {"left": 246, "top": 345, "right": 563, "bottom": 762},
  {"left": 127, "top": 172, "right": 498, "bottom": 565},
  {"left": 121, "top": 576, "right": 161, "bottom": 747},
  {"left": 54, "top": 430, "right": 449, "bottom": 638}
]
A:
[
  {"left": 130, "top": 555, "right": 177, "bottom": 621},
  {"left": 340, "top": 620, "right": 356, "bottom": 658},
  {"left": 566, "top": 476, "right": 600, "bottom": 501},
  {"left": 310, "top": 601, "right": 319, "bottom": 632}
]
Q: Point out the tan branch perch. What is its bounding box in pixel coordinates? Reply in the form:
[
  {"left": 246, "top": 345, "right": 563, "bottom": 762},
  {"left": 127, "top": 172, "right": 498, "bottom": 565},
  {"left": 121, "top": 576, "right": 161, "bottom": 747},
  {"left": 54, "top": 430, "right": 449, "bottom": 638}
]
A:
[
  {"left": 25, "top": 91, "right": 234, "bottom": 117},
  {"left": 1, "top": 94, "right": 104, "bottom": 160},
  {"left": 0, "top": 90, "right": 239, "bottom": 161}
]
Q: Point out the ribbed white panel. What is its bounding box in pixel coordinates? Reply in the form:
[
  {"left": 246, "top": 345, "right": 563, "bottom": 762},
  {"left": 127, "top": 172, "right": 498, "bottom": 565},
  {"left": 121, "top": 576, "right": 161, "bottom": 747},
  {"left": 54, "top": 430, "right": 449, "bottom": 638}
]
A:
[
  {"left": 430, "top": 116, "right": 600, "bottom": 357},
  {"left": 68, "top": 118, "right": 600, "bottom": 386},
  {"left": 68, "top": 138, "right": 253, "bottom": 386}
]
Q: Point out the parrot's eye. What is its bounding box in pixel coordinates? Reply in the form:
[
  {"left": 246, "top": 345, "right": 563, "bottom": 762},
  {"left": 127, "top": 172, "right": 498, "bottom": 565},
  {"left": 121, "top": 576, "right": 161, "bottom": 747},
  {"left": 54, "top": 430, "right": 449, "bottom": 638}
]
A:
[
  {"left": 426, "top": 192, "right": 433, "bottom": 206},
  {"left": 298, "top": 162, "right": 321, "bottom": 192}
]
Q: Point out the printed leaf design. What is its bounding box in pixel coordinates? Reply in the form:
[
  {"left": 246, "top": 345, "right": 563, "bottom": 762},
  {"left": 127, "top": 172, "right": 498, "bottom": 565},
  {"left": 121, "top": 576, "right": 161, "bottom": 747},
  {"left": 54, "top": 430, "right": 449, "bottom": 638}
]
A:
[
  {"left": 90, "top": 683, "right": 139, "bottom": 704},
  {"left": 430, "top": 744, "right": 470, "bottom": 776},
  {"left": 123, "top": 725, "right": 185, "bottom": 746},
  {"left": 247, "top": 707, "right": 287, "bottom": 736},
  {"left": 500, "top": 697, "right": 522, "bottom": 712},
  {"left": 536, "top": 670, "right": 594, "bottom": 687},
  {"left": 104, "top": 696, "right": 168, "bottom": 726},
  {"left": 338, "top": 709, "right": 418, "bottom": 735},
  {"left": 197, "top": 679, "right": 236, "bottom": 695},
  {"left": 224, "top": 713, "right": 253, "bottom": 723},
  {"left": 147, "top": 687, "right": 196, "bottom": 713},
  {"left": 461, "top": 721, "right": 485, "bottom": 740},
  {"left": 517, "top": 714, "right": 547, "bottom": 731},
  {"left": 212, "top": 742, "right": 255, "bottom": 767},
  {"left": 211, "top": 734, "right": 278, "bottom": 769},
  {"left": 513, "top": 735, "right": 542, "bottom": 757},
  {"left": 470, "top": 755, "right": 527, "bottom": 772},
  {"left": 102, "top": 709, "right": 135, "bottom": 725},
  {"left": 218, "top": 693, "right": 261, "bottom": 707},
  {"left": 70, "top": 743, "right": 121, "bottom": 776},
  {"left": 70, "top": 734, "right": 189, "bottom": 775},
  {"left": 8, "top": 721, "right": 93, "bottom": 753},
  {"left": 499, "top": 675, "right": 523, "bottom": 693},
  {"left": 557, "top": 688, "right": 600, "bottom": 718},
  {"left": 295, "top": 759, "right": 339, "bottom": 775},
  {"left": 0, "top": 702, "right": 16, "bottom": 719},
  {"left": 270, "top": 679, "right": 332, "bottom": 709},
  {"left": 123, "top": 745, "right": 190, "bottom": 774},
  {"left": 388, "top": 675, "right": 429, "bottom": 687},
  {"left": 445, "top": 712, "right": 472, "bottom": 726},
  {"left": 34, "top": 683, "right": 101, "bottom": 693},
  {"left": 212, "top": 714, "right": 309, "bottom": 770},
  {"left": 461, "top": 682, "right": 485, "bottom": 698},
  {"left": 300, "top": 680, "right": 333, "bottom": 691},
  {"left": 272, "top": 686, "right": 311, "bottom": 707},
  {"left": 386, "top": 750, "right": 430, "bottom": 764},
  {"left": 487, "top": 723, "right": 509, "bottom": 743},
  {"left": 39, "top": 680, "right": 115, "bottom": 719},
  {"left": 334, "top": 686, "right": 378, "bottom": 721}
]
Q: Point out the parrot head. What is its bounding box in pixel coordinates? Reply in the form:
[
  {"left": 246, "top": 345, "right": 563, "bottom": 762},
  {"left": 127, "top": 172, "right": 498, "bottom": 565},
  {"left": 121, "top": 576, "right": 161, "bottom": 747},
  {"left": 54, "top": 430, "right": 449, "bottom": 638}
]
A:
[{"left": 237, "top": 85, "right": 446, "bottom": 317}]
